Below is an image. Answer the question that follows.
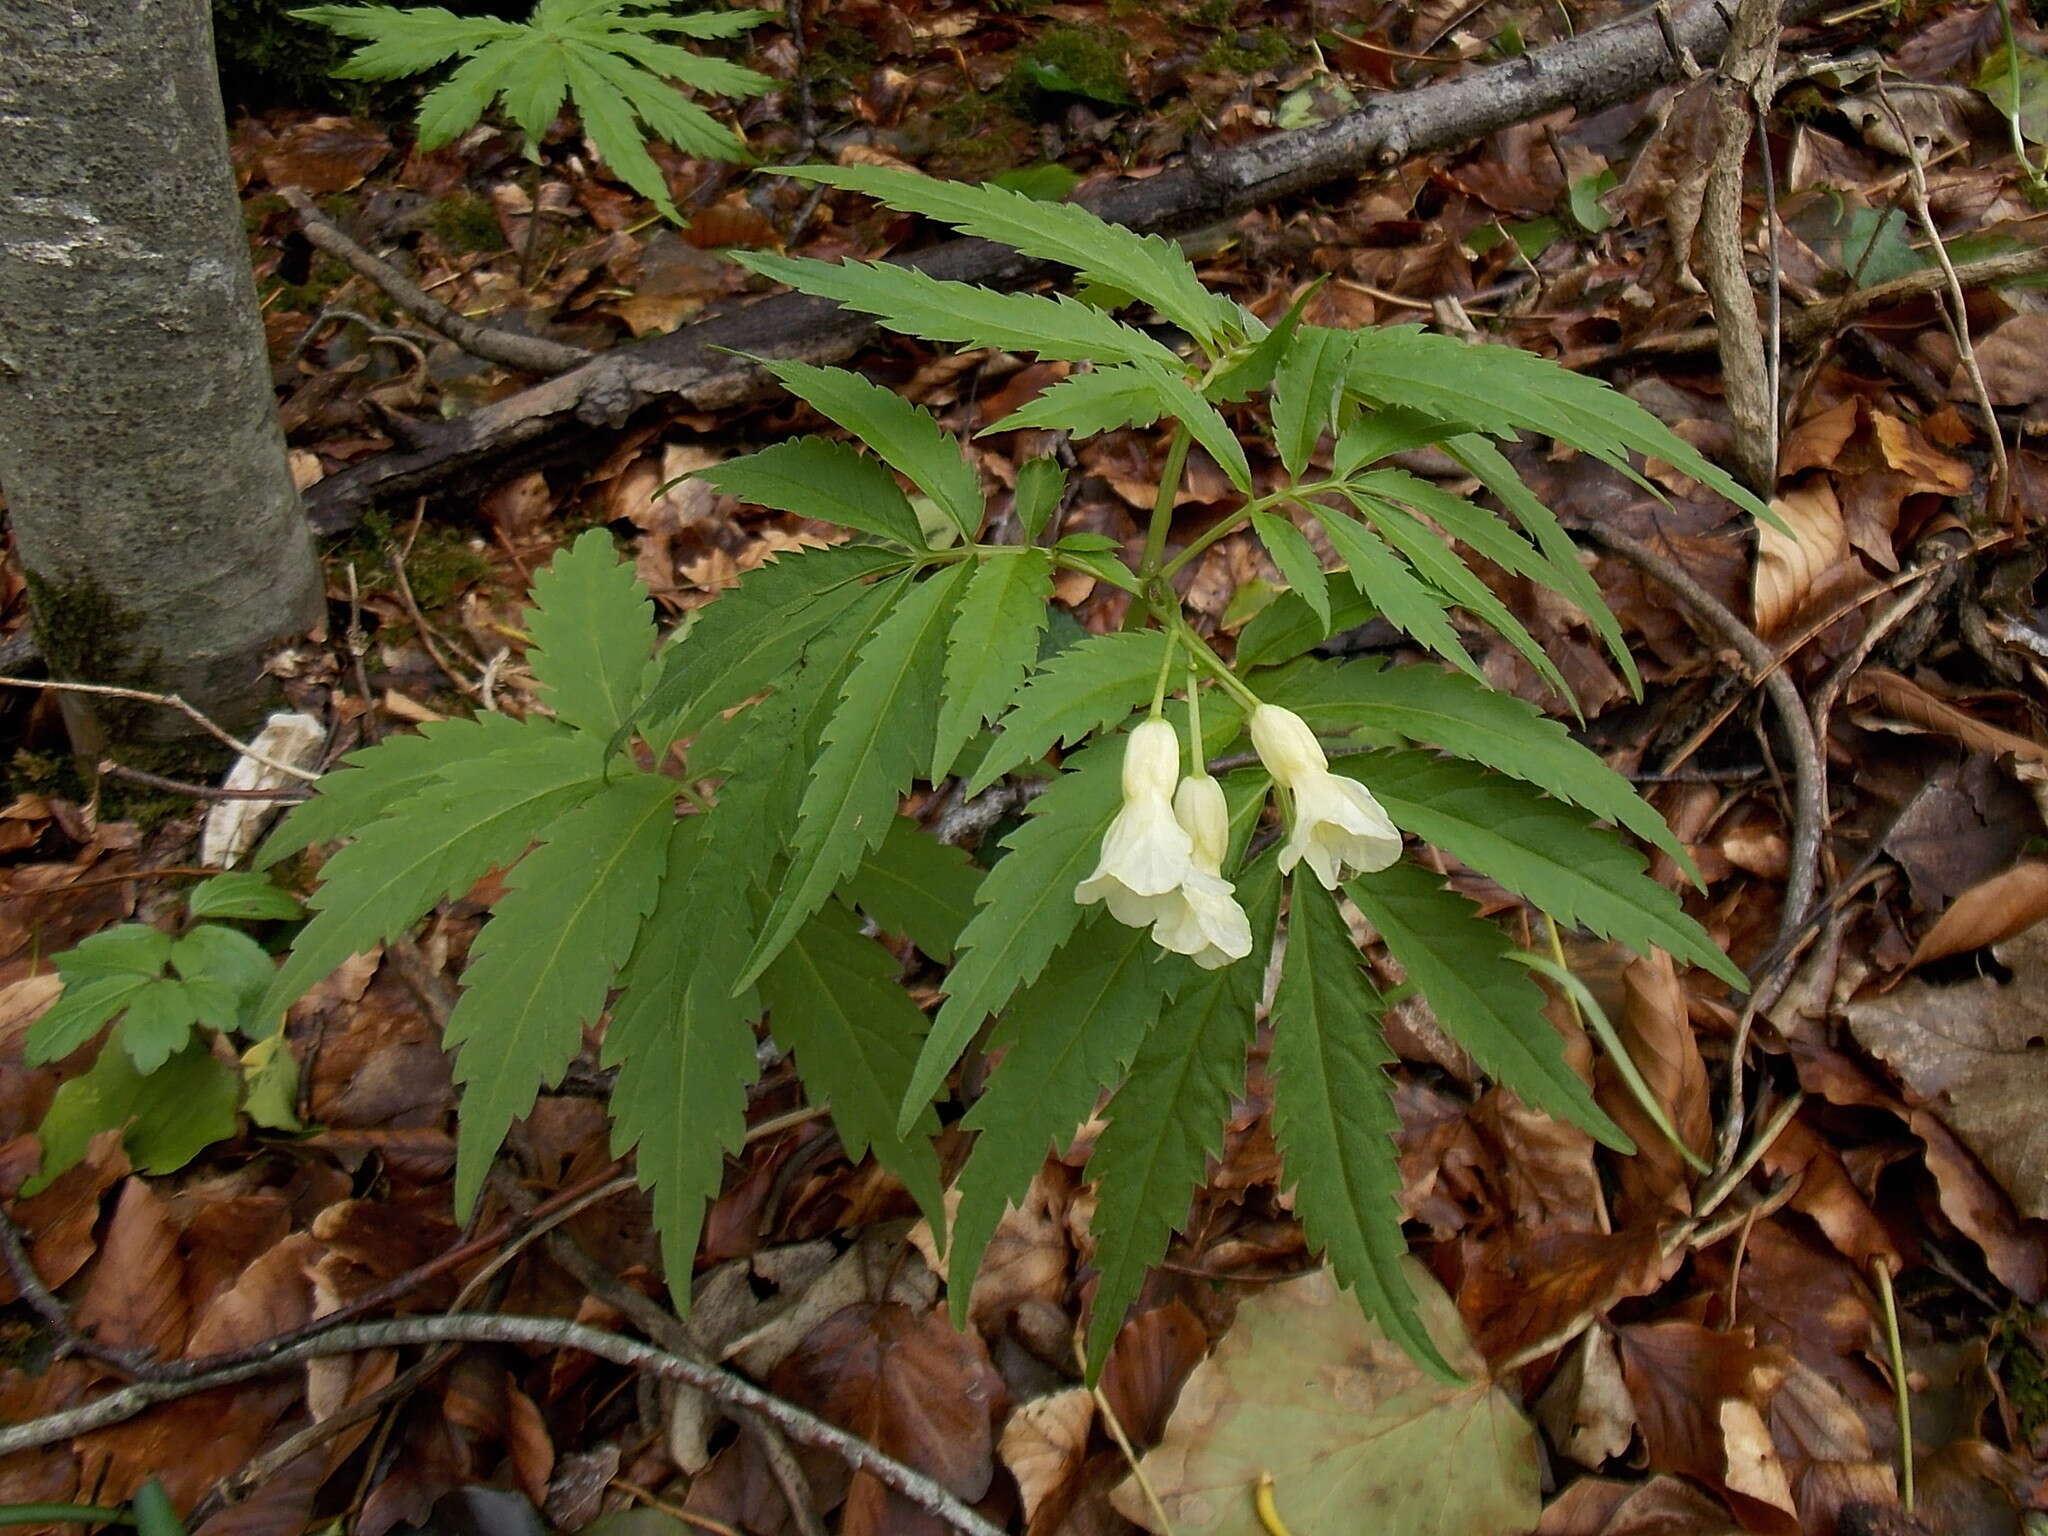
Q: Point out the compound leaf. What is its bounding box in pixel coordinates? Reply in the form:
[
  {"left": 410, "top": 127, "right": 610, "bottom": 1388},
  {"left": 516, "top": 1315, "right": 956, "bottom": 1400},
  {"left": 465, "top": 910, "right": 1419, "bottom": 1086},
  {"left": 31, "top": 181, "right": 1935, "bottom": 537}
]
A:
[
  {"left": 739, "top": 565, "right": 965, "bottom": 987},
  {"left": 607, "top": 815, "right": 761, "bottom": 1305},
  {"left": 1346, "top": 860, "right": 1629, "bottom": 1151},
  {"left": 844, "top": 816, "right": 984, "bottom": 963},
  {"left": 984, "top": 365, "right": 1167, "bottom": 437},
  {"left": 1271, "top": 878, "right": 1450, "bottom": 1379},
  {"left": 1307, "top": 504, "right": 1482, "bottom": 683},
  {"left": 966, "top": 629, "right": 1170, "bottom": 796},
  {"left": 934, "top": 548, "right": 1053, "bottom": 781},
  {"left": 27, "top": 1036, "right": 241, "bottom": 1195},
  {"left": 757, "top": 902, "right": 947, "bottom": 1228},
  {"left": 696, "top": 437, "right": 926, "bottom": 548},
  {"left": 900, "top": 737, "right": 1125, "bottom": 1132},
  {"left": 950, "top": 919, "right": 1181, "bottom": 1324},
  {"left": 525, "top": 528, "right": 657, "bottom": 738},
  {"left": 445, "top": 770, "right": 679, "bottom": 1217},
  {"left": 753, "top": 357, "right": 983, "bottom": 540},
  {"left": 1250, "top": 510, "right": 1330, "bottom": 631},
  {"left": 256, "top": 726, "right": 609, "bottom": 1028}
]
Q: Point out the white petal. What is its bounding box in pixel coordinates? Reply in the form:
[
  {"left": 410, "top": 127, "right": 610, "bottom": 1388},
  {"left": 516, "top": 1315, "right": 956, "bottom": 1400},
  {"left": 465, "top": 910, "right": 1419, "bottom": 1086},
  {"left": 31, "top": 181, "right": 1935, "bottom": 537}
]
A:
[
  {"left": 1172, "top": 773, "right": 1231, "bottom": 872},
  {"left": 1122, "top": 718, "right": 1183, "bottom": 801},
  {"left": 1284, "top": 770, "right": 1403, "bottom": 886},
  {"left": 1151, "top": 872, "right": 1253, "bottom": 968},
  {"left": 1249, "top": 704, "right": 1328, "bottom": 785}
]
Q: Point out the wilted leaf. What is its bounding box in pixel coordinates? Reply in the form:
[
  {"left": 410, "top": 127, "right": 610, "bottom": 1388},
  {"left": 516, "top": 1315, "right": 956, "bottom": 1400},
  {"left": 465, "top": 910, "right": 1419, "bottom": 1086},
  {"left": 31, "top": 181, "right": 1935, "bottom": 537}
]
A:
[
  {"left": 1850, "top": 668, "right": 2048, "bottom": 766},
  {"left": 1958, "top": 313, "right": 2048, "bottom": 407},
  {"left": 1908, "top": 861, "right": 2048, "bottom": 967},
  {"left": 1114, "top": 1264, "right": 1539, "bottom": 1535},
  {"left": 1845, "top": 922, "right": 2048, "bottom": 1220},
  {"left": 999, "top": 1388, "right": 1094, "bottom": 1535},
  {"left": 1753, "top": 481, "right": 1846, "bottom": 636}
]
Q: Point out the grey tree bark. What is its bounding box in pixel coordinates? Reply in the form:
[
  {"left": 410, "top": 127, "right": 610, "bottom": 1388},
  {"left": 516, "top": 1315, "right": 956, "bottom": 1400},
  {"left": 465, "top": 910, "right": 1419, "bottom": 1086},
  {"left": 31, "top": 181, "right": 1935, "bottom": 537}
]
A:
[{"left": 0, "top": 0, "right": 325, "bottom": 745}]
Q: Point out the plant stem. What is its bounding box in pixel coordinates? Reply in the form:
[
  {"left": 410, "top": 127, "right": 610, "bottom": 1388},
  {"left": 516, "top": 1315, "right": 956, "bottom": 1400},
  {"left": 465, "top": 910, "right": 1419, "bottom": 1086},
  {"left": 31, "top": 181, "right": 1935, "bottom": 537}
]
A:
[
  {"left": 1158, "top": 481, "right": 1340, "bottom": 584},
  {"left": 1173, "top": 617, "right": 1263, "bottom": 712},
  {"left": 1874, "top": 1256, "right": 1915, "bottom": 1513},
  {"left": 1138, "top": 425, "right": 1194, "bottom": 579},
  {"left": 1994, "top": 0, "right": 2048, "bottom": 192}
]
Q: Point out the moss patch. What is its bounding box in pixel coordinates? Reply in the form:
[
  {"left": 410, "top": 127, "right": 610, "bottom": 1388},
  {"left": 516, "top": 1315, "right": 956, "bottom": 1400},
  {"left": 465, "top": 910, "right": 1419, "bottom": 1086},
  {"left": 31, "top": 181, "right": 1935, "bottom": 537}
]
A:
[
  {"left": 1202, "top": 25, "right": 1291, "bottom": 75},
  {"left": 330, "top": 511, "right": 490, "bottom": 615},
  {"left": 1011, "top": 26, "right": 1134, "bottom": 110},
  {"left": 421, "top": 192, "right": 508, "bottom": 254}
]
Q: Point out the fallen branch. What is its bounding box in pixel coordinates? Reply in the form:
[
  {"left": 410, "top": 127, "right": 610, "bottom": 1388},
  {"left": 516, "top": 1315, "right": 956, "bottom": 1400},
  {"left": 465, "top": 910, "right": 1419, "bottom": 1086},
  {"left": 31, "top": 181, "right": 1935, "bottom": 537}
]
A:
[
  {"left": 279, "top": 188, "right": 591, "bottom": 378},
  {"left": 0, "top": 1312, "right": 1008, "bottom": 1536},
  {"left": 301, "top": 0, "right": 1834, "bottom": 531}
]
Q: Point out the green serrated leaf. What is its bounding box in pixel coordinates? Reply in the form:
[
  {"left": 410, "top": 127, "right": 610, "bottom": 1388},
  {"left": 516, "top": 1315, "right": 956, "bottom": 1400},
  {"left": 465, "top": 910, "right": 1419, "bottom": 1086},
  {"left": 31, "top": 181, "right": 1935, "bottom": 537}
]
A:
[
  {"left": 966, "top": 629, "right": 1170, "bottom": 796},
  {"left": 1234, "top": 585, "right": 1378, "bottom": 671},
  {"left": 899, "top": 737, "right": 1125, "bottom": 1133},
  {"left": 258, "top": 711, "right": 538, "bottom": 869},
  {"left": 949, "top": 918, "right": 1182, "bottom": 1324},
  {"left": 629, "top": 544, "right": 906, "bottom": 755},
  {"left": 607, "top": 815, "right": 761, "bottom": 1305},
  {"left": 934, "top": 549, "right": 1053, "bottom": 781},
  {"left": 757, "top": 903, "right": 947, "bottom": 1227},
  {"left": 1205, "top": 282, "right": 1317, "bottom": 405},
  {"left": 289, "top": 4, "right": 523, "bottom": 78},
  {"left": 843, "top": 817, "right": 983, "bottom": 962},
  {"left": 1250, "top": 511, "right": 1330, "bottom": 631},
  {"left": 1270, "top": 324, "right": 1353, "bottom": 480},
  {"left": 526, "top": 528, "right": 657, "bottom": 737},
  {"left": 114, "top": 982, "right": 201, "bottom": 1075},
  {"left": 983, "top": 365, "right": 1168, "bottom": 436},
  {"left": 1337, "top": 750, "right": 1742, "bottom": 987},
  {"left": 1271, "top": 878, "right": 1451, "bottom": 1380},
  {"left": 1346, "top": 860, "right": 1629, "bottom": 1150},
  {"left": 1306, "top": 504, "right": 1484, "bottom": 683},
  {"left": 446, "top": 770, "right": 679, "bottom": 1217},
  {"left": 170, "top": 925, "right": 278, "bottom": 1031},
  {"left": 751, "top": 356, "right": 982, "bottom": 540},
  {"left": 186, "top": 873, "right": 305, "bottom": 922},
  {"left": 1256, "top": 658, "right": 1694, "bottom": 872},
  {"left": 735, "top": 253, "right": 1184, "bottom": 370},
  {"left": 739, "top": 566, "right": 965, "bottom": 987},
  {"left": 773, "top": 165, "right": 1242, "bottom": 351},
  {"left": 27, "top": 1034, "right": 242, "bottom": 1194},
  {"left": 1135, "top": 361, "right": 1252, "bottom": 493},
  {"left": 696, "top": 437, "right": 927, "bottom": 548},
  {"left": 1341, "top": 490, "right": 1574, "bottom": 707},
  {"left": 1084, "top": 858, "right": 1278, "bottom": 1372},
  {"left": 56, "top": 924, "right": 172, "bottom": 981},
  {"left": 1012, "top": 459, "right": 1066, "bottom": 541},
  {"left": 26, "top": 976, "right": 154, "bottom": 1065},
  {"left": 1343, "top": 326, "right": 1771, "bottom": 523},
  {"left": 1445, "top": 434, "right": 1642, "bottom": 697},
  {"left": 256, "top": 727, "right": 609, "bottom": 1028}
]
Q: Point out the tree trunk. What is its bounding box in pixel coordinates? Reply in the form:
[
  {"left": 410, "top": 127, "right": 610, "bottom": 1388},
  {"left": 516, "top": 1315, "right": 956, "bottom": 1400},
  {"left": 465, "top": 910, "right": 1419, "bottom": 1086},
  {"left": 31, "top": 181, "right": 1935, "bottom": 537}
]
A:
[{"left": 0, "top": 0, "right": 325, "bottom": 746}]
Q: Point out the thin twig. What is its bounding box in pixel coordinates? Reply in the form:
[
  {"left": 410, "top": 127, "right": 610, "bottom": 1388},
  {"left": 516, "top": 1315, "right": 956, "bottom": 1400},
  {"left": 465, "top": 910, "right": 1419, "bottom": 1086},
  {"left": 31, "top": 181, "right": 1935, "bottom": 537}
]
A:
[
  {"left": 1577, "top": 526, "right": 1822, "bottom": 946},
  {"left": 0, "top": 1313, "right": 1008, "bottom": 1536},
  {"left": 0, "top": 1205, "right": 156, "bottom": 1377},
  {"left": 1874, "top": 78, "right": 2013, "bottom": 525},
  {"left": 0, "top": 678, "right": 321, "bottom": 783},
  {"left": 96, "top": 761, "right": 312, "bottom": 803},
  {"left": 278, "top": 187, "right": 588, "bottom": 377}
]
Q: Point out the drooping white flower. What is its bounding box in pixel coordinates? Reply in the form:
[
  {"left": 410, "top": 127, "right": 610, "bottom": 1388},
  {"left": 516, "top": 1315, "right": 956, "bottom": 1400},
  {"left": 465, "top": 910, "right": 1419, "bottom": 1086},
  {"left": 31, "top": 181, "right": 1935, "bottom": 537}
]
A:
[
  {"left": 1074, "top": 718, "right": 1195, "bottom": 927},
  {"left": 1249, "top": 703, "right": 1402, "bottom": 889},
  {"left": 1148, "top": 773, "right": 1253, "bottom": 969}
]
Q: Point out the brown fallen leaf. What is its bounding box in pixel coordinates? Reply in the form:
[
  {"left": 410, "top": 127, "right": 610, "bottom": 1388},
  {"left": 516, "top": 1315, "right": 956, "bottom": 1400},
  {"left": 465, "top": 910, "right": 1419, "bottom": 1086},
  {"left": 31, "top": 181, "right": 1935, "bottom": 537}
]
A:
[
  {"left": 1615, "top": 1320, "right": 1797, "bottom": 1532},
  {"left": 1907, "top": 860, "right": 2048, "bottom": 968},
  {"left": 1534, "top": 1324, "right": 1638, "bottom": 1471},
  {"left": 999, "top": 1388, "right": 1094, "bottom": 1536},
  {"left": 74, "top": 1178, "right": 189, "bottom": 1357},
  {"left": 1844, "top": 923, "right": 2048, "bottom": 1221},
  {"left": 1537, "top": 1473, "right": 1745, "bottom": 1534},
  {"left": 1956, "top": 314, "right": 2048, "bottom": 407},
  {"left": 1115, "top": 1264, "right": 1540, "bottom": 1535},
  {"left": 1849, "top": 670, "right": 2048, "bottom": 766},
  {"left": 1755, "top": 480, "right": 1848, "bottom": 636}
]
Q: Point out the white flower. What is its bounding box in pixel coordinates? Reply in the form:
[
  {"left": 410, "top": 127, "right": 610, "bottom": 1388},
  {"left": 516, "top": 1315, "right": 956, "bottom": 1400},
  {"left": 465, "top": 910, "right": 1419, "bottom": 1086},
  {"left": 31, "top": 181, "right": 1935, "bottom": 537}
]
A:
[
  {"left": 1148, "top": 773, "right": 1252, "bottom": 969},
  {"left": 1249, "top": 704, "right": 1402, "bottom": 889},
  {"left": 1075, "top": 719, "right": 1195, "bottom": 927}
]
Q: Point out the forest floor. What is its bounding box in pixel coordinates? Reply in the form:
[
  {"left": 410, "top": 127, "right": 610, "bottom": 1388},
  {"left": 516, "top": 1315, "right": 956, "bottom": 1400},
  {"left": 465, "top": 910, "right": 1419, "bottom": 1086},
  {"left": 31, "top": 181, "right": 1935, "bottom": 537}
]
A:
[{"left": 4, "top": 0, "right": 2048, "bottom": 1531}]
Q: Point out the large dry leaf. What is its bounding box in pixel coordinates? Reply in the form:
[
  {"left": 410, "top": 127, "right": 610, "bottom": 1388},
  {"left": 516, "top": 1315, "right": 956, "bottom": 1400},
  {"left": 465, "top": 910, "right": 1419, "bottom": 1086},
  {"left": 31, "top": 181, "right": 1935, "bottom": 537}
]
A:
[
  {"left": 74, "top": 1179, "right": 188, "bottom": 1357},
  {"left": 1000, "top": 1388, "right": 1094, "bottom": 1536},
  {"left": 1845, "top": 922, "right": 2048, "bottom": 1219},
  {"left": 1113, "top": 1264, "right": 1539, "bottom": 1535},
  {"left": 1957, "top": 313, "right": 2048, "bottom": 407},
  {"left": 1849, "top": 669, "right": 2048, "bottom": 766},
  {"left": 1908, "top": 860, "right": 2048, "bottom": 967},
  {"left": 1753, "top": 481, "right": 1847, "bottom": 635}
]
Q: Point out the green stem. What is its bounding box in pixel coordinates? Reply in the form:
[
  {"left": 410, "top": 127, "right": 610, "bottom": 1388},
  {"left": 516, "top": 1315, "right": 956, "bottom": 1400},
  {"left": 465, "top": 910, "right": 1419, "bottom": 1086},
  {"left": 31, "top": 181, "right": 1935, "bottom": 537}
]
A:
[
  {"left": 1158, "top": 480, "right": 1341, "bottom": 583},
  {"left": 1137, "top": 426, "right": 1194, "bottom": 579},
  {"left": 1148, "top": 626, "right": 1176, "bottom": 719},
  {"left": 1184, "top": 665, "right": 1204, "bottom": 765},
  {"left": 1173, "top": 617, "right": 1262, "bottom": 712},
  {"left": 1874, "top": 1257, "right": 1915, "bottom": 1513},
  {"left": 1994, "top": 0, "right": 2048, "bottom": 192},
  {"left": 0, "top": 1507, "right": 133, "bottom": 1528}
]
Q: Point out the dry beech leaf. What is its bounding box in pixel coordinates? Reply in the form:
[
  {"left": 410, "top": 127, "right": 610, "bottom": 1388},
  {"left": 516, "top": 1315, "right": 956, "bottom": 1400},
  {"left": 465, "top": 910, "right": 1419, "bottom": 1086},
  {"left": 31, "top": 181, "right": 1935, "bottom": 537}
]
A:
[
  {"left": 999, "top": 1388, "right": 1094, "bottom": 1535},
  {"left": 1845, "top": 922, "right": 2048, "bottom": 1220},
  {"left": 1536, "top": 1473, "right": 1746, "bottom": 1535},
  {"left": 1114, "top": 1264, "right": 1539, "bottom": 1535},
  {"left": 1754, "top": 480, "right": 1847, "bottom": 635},
  {"left": 1534, "top": 1324, "right": 1638, "bottom": 1470},
  {"left": 74, "top": 1179, "right": 189, "bottom": 1357},
  {"left": 1850, "top": 669, "right": 2048, "bottom": 765},
  {"left": 1870, "top": 411, "right": 1972, "bottom": 495},
  {"left": 1779, "top": 399, "right": 1860, "bottom": 478},
  {"left": 1908, "top": 860, "right": 2048, "bottom": 967},
  {"left": 1958, "top": 313, "right": 2048, "bottom": 407}
]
